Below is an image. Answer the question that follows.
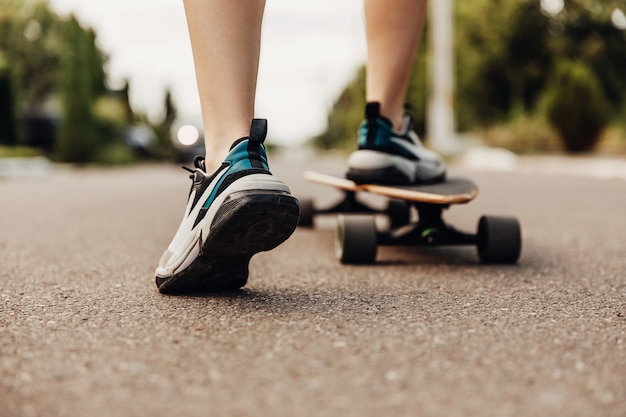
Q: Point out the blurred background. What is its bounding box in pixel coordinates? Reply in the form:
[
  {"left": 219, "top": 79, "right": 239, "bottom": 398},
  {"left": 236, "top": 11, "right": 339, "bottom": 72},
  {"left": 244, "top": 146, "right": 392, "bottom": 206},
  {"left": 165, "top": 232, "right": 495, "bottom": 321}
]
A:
[{"left": 0, "top": 0, "right": 625, "bottom": 166}]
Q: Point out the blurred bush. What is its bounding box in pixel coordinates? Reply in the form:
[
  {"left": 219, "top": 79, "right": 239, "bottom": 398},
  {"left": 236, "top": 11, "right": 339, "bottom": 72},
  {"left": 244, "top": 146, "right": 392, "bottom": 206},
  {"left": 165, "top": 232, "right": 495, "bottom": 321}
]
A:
[
  {"left": 94, "top": 142, "right": 136, "bottom": 166},
  {"left": 481, "top": 113, "right": 561, "bottom": 154},
  {"left": 0, "top": 145, "right": 41, "bottom": 158},
  {"left": 541, "top": 60, "right": 609, "bottom": 152}
]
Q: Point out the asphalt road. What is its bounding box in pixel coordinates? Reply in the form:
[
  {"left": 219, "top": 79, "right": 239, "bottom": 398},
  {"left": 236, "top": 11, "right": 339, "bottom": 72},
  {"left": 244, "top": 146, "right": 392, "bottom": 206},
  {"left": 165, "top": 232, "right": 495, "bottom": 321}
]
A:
[{"left": 1, "top": 151, "right": 625, "bottom": 417}]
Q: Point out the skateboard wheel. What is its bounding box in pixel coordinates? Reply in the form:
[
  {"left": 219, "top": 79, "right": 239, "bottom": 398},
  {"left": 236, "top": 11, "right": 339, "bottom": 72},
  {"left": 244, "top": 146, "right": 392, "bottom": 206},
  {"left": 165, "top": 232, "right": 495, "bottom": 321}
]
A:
[
  {"left": 386, "top": 199, "right": 411, "bottom": 227},
  {"left": 335, "top": 214, "right": 377, "bottom": 264},
  {"left": 298, "top": 198, "right": 314, "bottom": 228},
  {"left": 477, "top": 216, "right": 522, "bottom": 264}
]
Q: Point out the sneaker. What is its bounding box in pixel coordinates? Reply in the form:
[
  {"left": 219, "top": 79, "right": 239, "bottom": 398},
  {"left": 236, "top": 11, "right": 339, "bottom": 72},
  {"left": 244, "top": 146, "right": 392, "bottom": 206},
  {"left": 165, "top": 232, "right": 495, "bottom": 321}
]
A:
[
  {"left": 346, "top": 102, "right": 446, "bottom": 185},
  {"left": 155, "top": 119, "right": 300, "bottom": 294}
]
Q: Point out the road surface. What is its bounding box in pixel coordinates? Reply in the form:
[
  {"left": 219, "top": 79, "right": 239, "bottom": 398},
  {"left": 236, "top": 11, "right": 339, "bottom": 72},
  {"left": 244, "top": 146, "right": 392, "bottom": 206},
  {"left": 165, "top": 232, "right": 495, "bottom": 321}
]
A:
[{"left": 1, "top": 150, "right": 625, "bottom": 417}]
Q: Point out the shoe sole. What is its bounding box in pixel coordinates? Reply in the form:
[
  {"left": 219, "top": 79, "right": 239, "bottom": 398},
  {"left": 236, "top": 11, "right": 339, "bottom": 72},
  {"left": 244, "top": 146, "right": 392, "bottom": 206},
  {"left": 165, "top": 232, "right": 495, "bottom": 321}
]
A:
[
  {"left": 347, "top": 166, "right": 446, "bottom": 185},
  {"left": 347, "top": 150, "right": 446, "bottom": 185},
  {"left": 347, "top": 166, "right": 414, "bottom": 185},
  {"left": 155, "top": 191, "right": 299, "bottom": 294}
]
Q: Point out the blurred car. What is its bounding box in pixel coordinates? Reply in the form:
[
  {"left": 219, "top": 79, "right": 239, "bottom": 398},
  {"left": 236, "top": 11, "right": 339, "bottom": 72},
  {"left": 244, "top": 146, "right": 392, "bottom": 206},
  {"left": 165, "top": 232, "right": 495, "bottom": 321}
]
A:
[
  {"left": 22, "top": 109, "right": 59, "bottom": 152},
  {"left": 171, "top": 119, "right": 205, "bottom": 163},
  {"left": 123, "top": 125, "right": 157, "bottom": 157}
]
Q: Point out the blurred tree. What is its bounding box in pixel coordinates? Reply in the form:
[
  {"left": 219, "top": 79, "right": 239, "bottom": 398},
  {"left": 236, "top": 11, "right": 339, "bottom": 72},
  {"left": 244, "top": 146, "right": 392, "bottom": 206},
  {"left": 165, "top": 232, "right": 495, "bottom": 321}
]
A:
[
  {"left": 0, "top": 1, "right": 60, "bottom": 109},
  {"left": 456, "top": 0, "right": 552, "bottom": 126},
  {"left": 1, "top": 0, "right": 57, "bottom": 146},
  {"left": 119, "top": 80, "right": 134, "bottom": 125},
  {"left": 56, "top": 15, "right": 106, "bottom": 162},
  {"left": 311, "top": 67, "right": 365, "bottom": 150},
  {"left": 0, "top": 52, "right": 18, "bottom": 145},
  {"left": 152, "top": 88, "right": 177, "bottom": 158},
  {"left": 457, "top": 0, "right": 626, "bottom": 128},
  {"left": 162, "top": 89, "right": 177, "bottom": 126},
  {"left": 549, "top": 0, "right": 626, "bottom": 112},
  {"left": 0, "top": 1, "right": 154, "bottom": 161}
]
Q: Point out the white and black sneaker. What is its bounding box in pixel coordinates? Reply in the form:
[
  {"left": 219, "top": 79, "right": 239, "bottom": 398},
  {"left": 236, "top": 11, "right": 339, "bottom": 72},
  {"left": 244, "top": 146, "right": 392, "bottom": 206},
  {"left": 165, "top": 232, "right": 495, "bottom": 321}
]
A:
[
  {"left": 155, "top": 119, "right": 300, "bottom": 294},
  {"left": 346, "top": 102, "right": 446, "bottom": 185}
]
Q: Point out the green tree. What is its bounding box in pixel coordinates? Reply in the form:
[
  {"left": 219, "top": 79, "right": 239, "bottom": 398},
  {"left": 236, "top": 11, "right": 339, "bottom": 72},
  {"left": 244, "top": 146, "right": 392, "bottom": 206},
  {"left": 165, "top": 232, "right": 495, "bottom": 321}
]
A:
[
  {"left": 549, "top": 0, "right": 626, "bottom": 112},
  {"left": 0, "top": 0, "right": 62, "bottom": 146},
  {"left": 456, "top": 0, "right": 553, "bottom": 126},
  {"left": 56, "top": 15, "right": 106, "bottom": 162},
  {"left": 456, "top": 0, "right": 626, "bottom": 127},
  {"left": 119, "top": 80, "right": 134, "bottom": 125},
  {"left": 0, "top": 1, "right": 61, "bottom": 108},
  {"left": 1, "top": 1, "right": 139, "bottom": 161},
  {"left": 152, "top": 88, "right": 177, "bottom": 157}
]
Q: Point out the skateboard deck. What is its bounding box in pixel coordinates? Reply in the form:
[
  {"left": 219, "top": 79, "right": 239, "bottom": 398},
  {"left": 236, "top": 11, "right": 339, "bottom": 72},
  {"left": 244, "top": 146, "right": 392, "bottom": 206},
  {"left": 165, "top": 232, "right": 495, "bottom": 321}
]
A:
[{"left": 304, "top": 171, "right": 478, "bottom": 205}]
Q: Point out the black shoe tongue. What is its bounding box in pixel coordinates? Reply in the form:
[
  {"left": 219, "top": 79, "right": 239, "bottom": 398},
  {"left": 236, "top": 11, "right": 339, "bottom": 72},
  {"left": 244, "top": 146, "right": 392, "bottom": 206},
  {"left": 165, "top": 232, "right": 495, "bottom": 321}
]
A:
[{"left": 249, "top": 119, "right": 268, "bottom": 144}]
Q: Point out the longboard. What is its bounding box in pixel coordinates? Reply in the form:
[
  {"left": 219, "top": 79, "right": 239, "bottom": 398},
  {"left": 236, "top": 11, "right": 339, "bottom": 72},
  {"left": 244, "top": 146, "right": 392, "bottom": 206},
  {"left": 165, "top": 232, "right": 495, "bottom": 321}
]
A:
[
  {"left": 299, "top": 170, "right": 521, "bottom": 266},
  {"left": 304, "top": 171, "right": 478, "bottom": 205}
]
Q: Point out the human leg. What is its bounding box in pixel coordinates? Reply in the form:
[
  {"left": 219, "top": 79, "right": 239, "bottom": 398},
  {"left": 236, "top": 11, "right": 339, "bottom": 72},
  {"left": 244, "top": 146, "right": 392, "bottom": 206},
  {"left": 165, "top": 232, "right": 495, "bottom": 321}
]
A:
[
  {"left": 346, "top": 0, "right": 446, "bottom": 185},
  {"left": 183, "top": 0, "right": 265, "bottom": 170},
  {"left": 364, "top": 0, "right": 427, "bottom": 130},
  {"left": 155, "top": 0, "right": 299, "bottom": 294}
]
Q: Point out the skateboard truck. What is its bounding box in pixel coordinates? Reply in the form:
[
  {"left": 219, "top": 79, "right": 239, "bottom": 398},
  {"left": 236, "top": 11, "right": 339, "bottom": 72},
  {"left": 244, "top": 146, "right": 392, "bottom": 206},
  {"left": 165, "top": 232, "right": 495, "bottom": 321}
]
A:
[
  {"left": 377, "top": 203, "right": 476, "bottom": 247},
  {"left": 298, "top": 190, "right": 409, "bottom": 228}
]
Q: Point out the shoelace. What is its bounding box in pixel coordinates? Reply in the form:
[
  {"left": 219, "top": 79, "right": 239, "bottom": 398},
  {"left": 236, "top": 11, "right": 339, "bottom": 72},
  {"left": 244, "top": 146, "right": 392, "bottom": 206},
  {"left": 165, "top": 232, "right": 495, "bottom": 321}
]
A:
[{"left": 182, "top": 156, "right": 206, "bottom": 178}]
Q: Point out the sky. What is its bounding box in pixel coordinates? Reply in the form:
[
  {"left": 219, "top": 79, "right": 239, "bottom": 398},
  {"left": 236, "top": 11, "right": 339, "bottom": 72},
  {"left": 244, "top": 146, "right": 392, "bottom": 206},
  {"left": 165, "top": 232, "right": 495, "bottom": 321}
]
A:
[{"left": 48, "top": 0, "right": 368, "bottom": 146}]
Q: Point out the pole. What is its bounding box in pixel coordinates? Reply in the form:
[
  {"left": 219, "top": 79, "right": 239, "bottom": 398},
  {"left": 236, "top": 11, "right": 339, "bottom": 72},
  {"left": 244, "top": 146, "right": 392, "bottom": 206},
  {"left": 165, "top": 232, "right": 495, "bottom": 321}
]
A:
[{"left": 427, "top": 0, "right": 457, "bottom": 154}]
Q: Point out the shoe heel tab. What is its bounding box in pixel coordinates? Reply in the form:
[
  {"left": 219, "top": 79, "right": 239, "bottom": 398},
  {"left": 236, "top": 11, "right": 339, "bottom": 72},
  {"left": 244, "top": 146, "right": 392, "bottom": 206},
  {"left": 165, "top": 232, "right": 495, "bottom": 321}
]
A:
[
  {"left": 365, "top": 102, "right": 392, "bottom": 127},
  {"left": 250, "top": 119, "right": 268, "bottom": 144},
  {"left": 365, "top": 102, "right": 380, "bottom": 120}
]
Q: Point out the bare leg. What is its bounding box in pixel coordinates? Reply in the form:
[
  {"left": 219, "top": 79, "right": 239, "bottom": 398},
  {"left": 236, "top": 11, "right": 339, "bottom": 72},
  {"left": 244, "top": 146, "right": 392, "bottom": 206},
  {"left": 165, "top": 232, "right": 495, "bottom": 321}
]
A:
[
  {"left": 364, "top": 0, "right": 428, "bottom": 130},
  {"left": 183, "top": 0, "right": 266, "bottom": 170}
]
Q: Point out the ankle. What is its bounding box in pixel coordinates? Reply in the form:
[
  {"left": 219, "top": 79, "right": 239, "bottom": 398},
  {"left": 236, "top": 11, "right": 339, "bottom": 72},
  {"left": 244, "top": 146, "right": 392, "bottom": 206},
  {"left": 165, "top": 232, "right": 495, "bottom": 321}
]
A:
[
  {"left": 380, "top": 110, "right": 404, "bottom": 132},
  {"left": 203, "top": 146, "right": 232, "bottom": 172}
]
